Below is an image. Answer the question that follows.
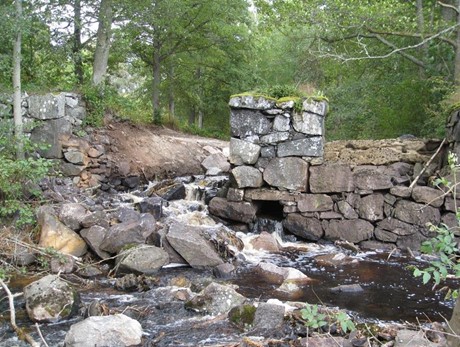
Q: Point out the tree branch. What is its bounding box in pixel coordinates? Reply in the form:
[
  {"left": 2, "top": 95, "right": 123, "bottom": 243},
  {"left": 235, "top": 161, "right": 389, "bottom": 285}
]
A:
[
  {"left": 438, "top": 1, "right": 460, "bottom": 14},
  {"left": 366, "top": 27, "right": 456, "bottom": 48}
]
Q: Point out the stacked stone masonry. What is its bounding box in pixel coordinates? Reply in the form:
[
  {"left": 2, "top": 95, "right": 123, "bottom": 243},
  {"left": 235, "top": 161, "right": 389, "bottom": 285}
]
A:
[{"left": 209, "top": 95, "right": 452, "bottom": 250}]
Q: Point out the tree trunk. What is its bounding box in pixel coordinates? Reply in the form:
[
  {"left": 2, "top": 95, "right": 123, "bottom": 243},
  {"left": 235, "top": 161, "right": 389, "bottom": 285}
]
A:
[
  {"left": 454, "top": 1, "right": 460, "bottom": 86},
  {"left": 188, "top": 107, "right": 195, "bottom": 126},
  {"left": 168, "top": 64, "right": 175, "bottom": 118},
  {"left": 416, "top": 0, "right": 427, "bottom": 77},
  {"left": 198, "top": 110, "right": 203, "bottom": 129},
  {"left": 152, "top": 49, "right": 161, "bottom": 123},
  {"left": 92, "top": 0, "right": 113, "bottom": 86},
  {"left": 13, "top": 0, "right": 23, "bottom": 160},
  {"left": 73, "top": 0, "right": 83, "bottom": 85}
]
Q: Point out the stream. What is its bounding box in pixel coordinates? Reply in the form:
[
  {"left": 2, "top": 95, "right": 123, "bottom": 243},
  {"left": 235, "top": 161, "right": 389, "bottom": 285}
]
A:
[{"left": 0, "top": 176, "right": 457, "bottom": 346}]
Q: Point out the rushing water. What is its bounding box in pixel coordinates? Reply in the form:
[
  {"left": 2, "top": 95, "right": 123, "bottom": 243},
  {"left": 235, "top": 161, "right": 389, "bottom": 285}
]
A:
[{"left": 0, "top": 177, "right": 458, "bottom": 346}]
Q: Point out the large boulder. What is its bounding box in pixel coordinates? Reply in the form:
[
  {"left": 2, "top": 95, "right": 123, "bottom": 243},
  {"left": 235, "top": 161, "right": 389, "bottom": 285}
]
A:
[
  {"left": 64, "top": 314, "right": 142, "bottom": 347},
  {"left": 323, "top": 219, "right": 374, "bottom": 243},
  {"left": 116, "top": 245, "right": 169, "bottom": 274},
  {"left": 24, "top": 275, "right": 79, "bottom": 323},
  {"left": 283, "top": 214, "right": 323, "bottom": 241},
  {"left": 30, "top": 118, "right": 72, "bottom": 159},
  {"left": 28, "top": 93, "right": 66, "bottom": 120},
  {"left": 209, "top": 197, "right": 257, "bottom": 224},
  {"left": 309, "top": 163, "right": 354, "bottom": 193},
  {"left": 37, "top": 206, "right": 87, "bottom": 257},
  {"left": 201, "top": 152, "right": 230, "bottom": 175},
  {"left": 263, "top": 157, "right": 309, "bottom": 191},
  {"left": 99, "top": 213, "right": 156, "bottom": 254},
  {"left": 185, "top": 282, "right": 246, "bottom": 315},
  {"left": 166, "top": 222, "right": 224, "bottom": 268}
]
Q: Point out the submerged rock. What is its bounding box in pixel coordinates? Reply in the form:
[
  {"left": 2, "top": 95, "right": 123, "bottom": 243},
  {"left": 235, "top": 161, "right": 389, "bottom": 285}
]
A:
[
  {"left": 24, "top": 275, "right": 79, "bottom": 323},
  {"left": 64, "top": 314, "right": 142, "bottom": 347}
]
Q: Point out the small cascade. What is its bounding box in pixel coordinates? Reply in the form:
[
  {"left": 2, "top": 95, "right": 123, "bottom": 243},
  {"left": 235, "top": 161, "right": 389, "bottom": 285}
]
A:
[{"left": 184, "top": 175, "right": 228, "bottom": 203}]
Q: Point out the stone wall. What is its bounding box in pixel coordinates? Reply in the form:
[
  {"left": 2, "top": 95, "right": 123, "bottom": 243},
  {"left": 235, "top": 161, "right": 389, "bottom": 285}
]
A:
[
  {"left": 210, "top": 95, "right": 451, "bottom": 251},
  {"left": 0, "top": 93, "right": 111, "bottom": 188}
]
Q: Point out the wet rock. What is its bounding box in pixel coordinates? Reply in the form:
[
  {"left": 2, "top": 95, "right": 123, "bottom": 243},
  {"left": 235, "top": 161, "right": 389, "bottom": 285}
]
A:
[
  {"left": 229, "top": 138, "right": 261, "bottom": 165},
  {"left": 323, "top": 219, "right": 374, "bottom": 243},
  {"left": 377, "top": 217, "right": 418, "bottom": 236},
  {"left": 254, "top": 262, "right": 311, "bottom": 287},
  {"left": 357, "top": 194, "right": 384, "bottom": 221},
  {"left": 251, "top": 303, "right": 285, "bottom": 335},
  {"left": 283, "top": 214, "right": 324, "bottom": 241},
  {"left": 231, "top": 165, "right": 263, "bottom": 188},
  {"left": 309, "top": 163, "right": 354, "bottom": 193},
  {"left": 249, "top": 231, "right": 280, "bottom": 252},
  {"left": 146, "top": 179, "right": 186, "bottom": 201},
  {"left": 116, "top": 245, "right": 169, "bottom": 274},
  {"left": 412, "top": 186, "right": 445, "bottom": 207},
  {"left": 24, "top": 275, "right": 79, "bottom": 322},
  {"left": 374, "top": 228, "right": 399, "bottom": 243},
  {"left": 77, "top": 265, "right": 105, "bottom": 278},
  {"left": 166, "top": 222, "right": 224, "bottom": 268},
  {"left": 228, "top": 304, "right": 257, "bottom": 329},
  {"left": 37, "top": 206, "right": 87, "bottom": 257},
  {"left": 213, "top": 262, "right": 236, "bottom": 279},
  {"left": 394, "top": 200, "right": 441, "bottom": 226},
  {"left": 138, "top": 196, "right": 163, "bottom": 219},
  {"left": 263, "top": 157, "right": 309, "bottom": 191},
  {"left": 209, "top": 197, "right": 257, "bottom": 224},
  {"left": 397, "top": 232, "right": 429, "bottom": 251},
  {"left": 297, "top": 337, "right": 347, "bottom": 347},
  {"left": 64, "top": 314, "right": 142, "bottom": 347},
  {"left": 99, "top": 214, "right": 155, "bottom": 254},
  {"left": 353, "top": 167, "right": 393, "bottom": 190},
  {"left": 201, "top": 152, "right": 230, "bottom": 175},
  {"left": 59, "top": 203, "right": 88, "bottom": 231},
  {"left": 297, "top": 194, "right": 333, "bottom": 212},
  {"left": 330, "top": 284, "right": 364, "bottom": 293},
  {"left": 80, "top": 225, "right": 111, "bottom": 260},
  {"left": 114, "top": 273, "right": 159, "bottom": 292},
  {"left": 315, "top": 253, "right": 358, "bottom": 267},
  {"left": 185, "top": 282, "right": 246, "bottom": 315},
  {"left": 360, "top": 240, "right": 396, "bottom": 251}
]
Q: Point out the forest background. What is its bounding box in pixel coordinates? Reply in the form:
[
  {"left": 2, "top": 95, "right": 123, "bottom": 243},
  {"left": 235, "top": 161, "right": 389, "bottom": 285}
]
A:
[{"left": 2, "top": 0, "right": 460, "bottom": 141}]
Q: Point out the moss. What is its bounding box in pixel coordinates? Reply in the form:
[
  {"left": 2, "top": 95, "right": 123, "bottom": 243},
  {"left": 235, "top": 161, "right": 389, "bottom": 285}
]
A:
[
  {"left": 229, "top": 92, "right": 277, "bottom": 102},
  {"left": 447, "top": 101, "right": 460, "bottom": 115},
  {"left": 228, "top": 304, "right": 257, "bottom": 328}
]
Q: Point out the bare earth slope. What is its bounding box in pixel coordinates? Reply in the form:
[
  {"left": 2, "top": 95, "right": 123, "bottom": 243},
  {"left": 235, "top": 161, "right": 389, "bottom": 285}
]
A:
[{"left": 103, "top": 122, "right": 229, "bottom": 179}]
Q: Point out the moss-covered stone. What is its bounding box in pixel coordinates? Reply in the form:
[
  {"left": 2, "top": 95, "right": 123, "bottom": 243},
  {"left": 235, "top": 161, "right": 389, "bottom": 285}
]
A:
[{"left": 228, "top": 304, "right": 257, "bottom": 328}]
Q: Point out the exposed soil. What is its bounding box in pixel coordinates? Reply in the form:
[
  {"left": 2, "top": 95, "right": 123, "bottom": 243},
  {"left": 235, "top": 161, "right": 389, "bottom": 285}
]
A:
[{"left": 101, "top": 121, "right": 229, "bottom": 179}]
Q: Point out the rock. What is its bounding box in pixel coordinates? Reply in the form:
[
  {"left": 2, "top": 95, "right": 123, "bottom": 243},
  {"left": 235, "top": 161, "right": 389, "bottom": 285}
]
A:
[
  {"left": 209, "top": 197, "right": 257, "bottom": 224},
  {"left": 337, "top": 200, "right": 359, "bottom": 219},
  {"left": 374, "top": 228, "right": 399, "bottom": 242},
  {"left": 201, "top": 152, "right": 230, "bottom": 175},
  {"left": 115, "top": 207, "right": 141, "bottom": 223},
  {"left": 297, "top": 194, "right": 333, "bottom": 212},
  {"left": 353, "top": 167, "right": 393, "bottom": 190},
  {"left": 213, "top": 262, "right": 236, "bottom": 279},
  {"left": 330, "top": 284, "right": 364, "bottom": 293},
  {"left": 360, "top": 240, "right": 396, "bottom": 251},
  {"left": 279, "top": 137, "right": 324, "bottom": 157},
  {"left": 249, "top": 231, "right": 280, "bottom": 252},
  {"left": 28, "top": 93, "right": 65, "bottom": 120},
  {"left": 261, "top": 145, "right": 276, "bottom": 158},
  {"left": 251, "top": 303, "right": 285, "bottom": 334},
  {"left": 116, "top": 245, "right": 169, "bottom": 274},
  {"left": 412, "top": 186, "right": 445, "bottom": 207},
  {"left": 87, "top": 146, "right": 104, "bottom": 158},
  {"left": 231, "top": 165, "right": 263, "bottom": 188},
  {"left": 228, "top": 304, "right": 257, "bottom": 329},
  {"left": 309, "top": 163, "right": 354, "bottom": 193},
  {"left": 397, "top": 232, "right": 429, "bottom": 251},
  {"left": 297, "top": 337, "right": 348, "bottom": 347},
  {"left": 323, "top": 219, "right": 374, "bottom": 243},
  {"left": 138, "top": 196, "right": 163, "bottom": 219},
  {"left": 60, "top": 162, "right": 85, "bottom": 176},
  {"left": 394, "top": 200, "right": 441, "bottom": 226},
  {"left": 229, "top": 95, "right": 276, "bottom": 110},
  {"left": 273, "top": 114, "right": 290, "bottom": 131},
  {"left": 245, "top": 188, "right": 295, "bottom": 201},
  {"left": 166, "top": 222, "right": 224, "bottom": 268},
  {"left": 37, "top": 206, "right": 87, "bottom": 257},
  {"left": 185, "top": 282, "right": 246, "bottom": 315},
  {"left": 260, "top": 131, "right": 290, "bottom": 144},
  {"left": 227, "top": 188, "right": 245, "bottom": 202},
  {"left": 123, "top": 176, "right": 140, "bottom": 189},
  {"left": 30, "top": 118, "right": 72, "bottom": 158},
  {"left": 64, "top": 314, "right": 143, "bottom": 347},
  {"left": 229, "top": 138, "right": 261, "bottom": 165},
  {"left": 394, "top": 329, "right": 441, "bottom": 347},
  {"left": 357, "top": 194, "right": 384, "bottom": 221},
  {"left": 390, "top": 186, "right": 412, "bottom": 198},
  {"left": 254, "top": 262, "right": 310, "bottom": 286},
  {"left": 303, "top": 99, "right": 328, "bottom": 116},
  {"left": 263, "top": 157, "right": 309, "bottom": 191},
  {"left": 59, "top": 203, "right": 88, "bottom": 231},
  {"left": 81, "top": 210, "right": 107, "bottom": 228},
  {"left": 315, "top": 253, "right": 358, "bottom": 267},
  {"left": 64, "top": 150, "right": 86, "bottom": 165},
  {"left": 99, "top": 214, "right": 155, "bottom": 254},
  {"left": 80, "top": 226, "right": 111, "bottom": 259},
  {"left": 24, "top": 275, "right": 79, "bottom": 322},
  {"left": 377, "top": 218, "right": 418, "bottom": 236},
  {"left": 283, "top": 214, "right": 324, "bottom": 241},
  {"left": 230, "top": 109, "right": 272, "bottom": 137},
  {"left": 292, "top": 112, "right": 324, "bottom": 136},
  {"left": 50, "top": 254, "right": 76, "bottom": 274},
  {"left": 148, "top": 180, "right": 186, "bottom": 201}
]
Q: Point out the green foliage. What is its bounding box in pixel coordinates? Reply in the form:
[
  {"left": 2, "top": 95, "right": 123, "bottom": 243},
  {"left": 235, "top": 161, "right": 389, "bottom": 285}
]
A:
[
  {"left": 153, "top": 109, "right": 163, "bottom": 126},
  {"left": 81, "top": 84, "right": 106, "bottom": 127},
  {"left": 413, "top": 153, "right": 460, "bottom": 299},
  {"left": 0, "top": 121, "right": 54, "bottom": 227},
  {"left": 300, "top": 304, "right": 356, "bottom": 334}
]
